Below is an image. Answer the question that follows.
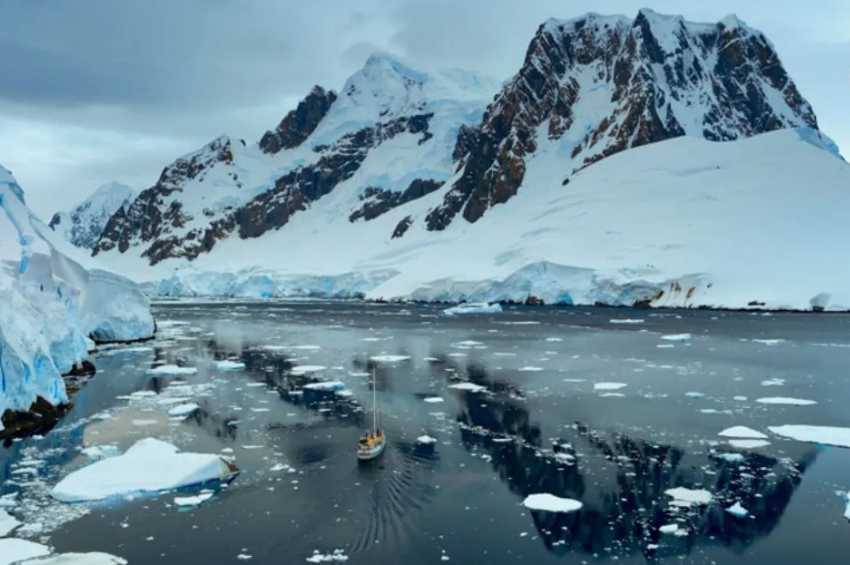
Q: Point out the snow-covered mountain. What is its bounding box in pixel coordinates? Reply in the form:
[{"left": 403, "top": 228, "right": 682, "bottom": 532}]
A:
[
  {"left": 89, "top": 10, "right": 850, "bottom": 310},
  {"left": 92, "top": 53, "right": 502, "bottom": 264},
  {"left": 49, "top": 181, "right": 137, "bottom": 250},
  {"left": 0, "top": 166, "right": 154, "bottom": 431}
]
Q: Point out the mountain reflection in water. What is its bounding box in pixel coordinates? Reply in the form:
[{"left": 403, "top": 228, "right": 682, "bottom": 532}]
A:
[{"left": 444, "top": 358, "right": 816, "bottom": 560}]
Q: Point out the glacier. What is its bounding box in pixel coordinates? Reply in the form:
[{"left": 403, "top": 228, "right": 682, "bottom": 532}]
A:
[
  {"left": 0, "top": 165, "right": 155, "bottom": 431},
  {"left": 126, "top": 127, "right": 850, "bottom": 311}
]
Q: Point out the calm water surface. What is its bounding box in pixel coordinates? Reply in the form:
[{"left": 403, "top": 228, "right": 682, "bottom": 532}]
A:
[{"left": 3, "top": 301, "right": 850, "bottom": 564}]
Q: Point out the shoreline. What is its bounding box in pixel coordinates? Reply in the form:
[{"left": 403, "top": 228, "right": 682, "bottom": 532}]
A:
[{"left": 148, "top": 294, "right": 849, "bottom": 315}]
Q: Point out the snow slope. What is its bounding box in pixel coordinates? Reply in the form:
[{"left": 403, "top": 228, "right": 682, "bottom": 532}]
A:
[
  {"left": 49, "top": 182, "right": 137, "bottom": 250},
  {"left": 127, "top": 127, "right": 850, "bottom": 310},
  {"left": 0, "top": 165, "right": 155, "bottom": 428}
]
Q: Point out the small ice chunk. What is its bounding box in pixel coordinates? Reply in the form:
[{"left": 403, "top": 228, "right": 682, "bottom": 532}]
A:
[
  {"left": 728, "top": 439, "right": 770, "bottom": 449},
  {"left": 517, "top": 366, "right": 543, "bottom": 372},
  {"left": 291, "top": 345, "right": 320, "bottom": 350},
  {"left": 167, "top": 403, "right": 200, "bottom": 417},
  {"left": 761, "top": 378, "right": 785, "bottom": 386},
  {"left": 443, "top": 302, "right": 502, "bottom": 315},
  {"left": 290, "top": 365, "right": 327, "bottom": 376},
  {"left": 146, "top": 365, "right": 197, "bottom": 376},
  {"left": 752, "top": 339, "right": 785, "bottom": 345},
  {"left": 417, "top": 435, "right": 438, "bottom": 445},
  {"left": 522, "top": 493, "right": 582, "bottom": 513},
  {"left": 545, "top": 337, "right": 563, "bottom": 342},
  {"left": 665, "top": 487, "right": 713, "bottom": 507},
  {"left": 718, "top": 426, "right": 768, "bottom": 439},
  {"left": 305, "top": 549, "right": 349, "bottom": 562},
  {"left": 685, "top": 392, "right": 705, "bottom": 398},
  {"left": 423, "top": 397, "right": 444, "bottom": 403},
  {"left": 768, "top": 425, "right": 850, "bottom": 448},
  {"left": 593, "top": 382, "right": 627, "bottom": 391},
  {"left": 609, "top": 319, "right": 644, "bottom": 324},
  {"left": 844, "top": 492, "right": 850, "bottom": 520},
  {"left": 369, "top": 355, "right": 411, "bottom": 363},
  {"left": 174, "top": 491, "right": 214, "bottom": 506},
  {"left": 715, "top": 453, "right": 745, "bottom": 463},
  {"left": 216, "top": 360, "right": 246, "bottom": 371},
  {"left": 447, "top": 382, "right": 487, "bottom": 393},
  {"left": 661, "top": 333, "right": 691, "bottom": 341},
  {"left": 659, "top": 524, "right": 680, "bottom": 534},
  {"left": 755, "top": 397, "right": 817, "bottom": 406},
  {"left": 725, "top": 502, "right": 749, "bottom": 518},
  {"left": 302, "top": 381, "right": 345, "bottom": 391}
]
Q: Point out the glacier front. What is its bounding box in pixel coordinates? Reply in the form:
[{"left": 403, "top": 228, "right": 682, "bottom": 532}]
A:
[{"left": 0, "top": 165, "right": 155, "bottom": 431}]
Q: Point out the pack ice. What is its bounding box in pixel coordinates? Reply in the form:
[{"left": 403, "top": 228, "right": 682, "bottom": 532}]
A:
[{"left": 0, "top": 166, "right": 154, "bottom": 429}]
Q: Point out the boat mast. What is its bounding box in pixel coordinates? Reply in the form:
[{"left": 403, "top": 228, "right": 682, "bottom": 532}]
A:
[{"left": 372, "top": 367, "right": 377, "bottom": 432}]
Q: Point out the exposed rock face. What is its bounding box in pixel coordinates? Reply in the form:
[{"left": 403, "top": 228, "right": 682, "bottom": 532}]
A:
[
  {"left": 238, "top": 114, "right": 434, "bottom": 240},
  {"left": 349, "top": 179, "right": 444, "bottom": 222},
  {"left": 259, "top": 86, "right": 338, "bottom": 154},
  {"left": 424, "top": 9, "right": 818, "bottom": 231}
]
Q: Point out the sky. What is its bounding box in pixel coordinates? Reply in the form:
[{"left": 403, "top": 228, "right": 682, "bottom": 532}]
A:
[{"left": 1, "top": 0, "right": 848, "bottom": 218}]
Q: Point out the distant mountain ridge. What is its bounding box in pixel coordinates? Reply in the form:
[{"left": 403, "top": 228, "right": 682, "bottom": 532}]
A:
[{"left": 50, "top": 181, "right": 137, "bottom": 250}]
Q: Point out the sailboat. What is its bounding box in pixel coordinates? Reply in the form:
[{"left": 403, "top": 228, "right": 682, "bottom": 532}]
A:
[{"left": 357, "top": 367, "right": 386, "bottom": 461}]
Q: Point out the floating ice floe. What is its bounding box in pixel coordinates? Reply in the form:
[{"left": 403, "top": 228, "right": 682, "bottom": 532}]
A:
[
  {"left": 146, "top": 365, "right": 198, "bottom": 376},
  {"left": 291, "top": 345, "right": 321, "bottom": 350},
  {"left": 15, "top": 553, "right": 128, "bottom": 564},
  {"left": 714, "top": 452, "right": 745, "bottom": 463},
  {"left": 0, "top": 511, "right": 19, "bottom": 537},
  {"left": 522, "top": 493, "right": 582, "bottom": 513},
  {"left": 416, "top": 435, "right": 438, "bottom": 445},
  {"left": 609, "top": 319, "right": 644, "bottom": 325},
  {"left": 174, "top": 491, "right": 214, "bottom": 507},
  {"left": 725, "top": 502, "right": 749, "bottom": 518},
  {"left": 545, "top": 337, "right": 564, "bottom": 342},
  {"left": 517, "top": 366, "right": 543, "bottom": 372},
  {"left": 594, "top": 382, "right": 627, "bottom": 391},
  {"left": 660, "top": 333, "right": 691, "bottom": 342},
  {"left": 761, "top": 378, "right": 785, "bottom": 386},
  {"left": 665, "top": 487, "right": 713, "bottom": 507},
  {"left": 659, "top": 524, "right": 686, "bottom": 535},
  {"left": 290, "top": 365, "right": 327, "bottom": 376},
  {"left": 369, "top": 355, "right": 411, "bottom": 362},
  {"left": 728, "top": 439, "right": 771, "bottom": 449},
  {"left": 216, "top": 360, "right": 246, "bottom": 371},
  {"left": 306, "top": 549, "right": 348, "bottom": 562},
  {"left": 768, "top": 425, "right": 850, "bottom": 448},
  {"left": 0, "top": 538, "right": 51, "bottom": 564},
  {"left": 755, "top": 397, "right": 817, "bottom": 406},
  {"left": 752, "top": 339, "right": 785, "bottom": 345},
  {"left": 167, "top": 403, "right": 200, "bottom": 417},
  {"left": 50, "top": 438, "right": 238, "bottom": 503},
  {"left": 423, "top": 397, "right": 444, "bottom": 403},
  {"left": 443, "top": 302, "right": 502, "bottom": 316},
  {"left": 718, "top": 426, "right": 768, "bottom": 439},
  {"left": 302, "top": 381, "right": 346, "bottom": 391},
  {"left": 447, "top": 382, "right": 487, "bottom": 393}
]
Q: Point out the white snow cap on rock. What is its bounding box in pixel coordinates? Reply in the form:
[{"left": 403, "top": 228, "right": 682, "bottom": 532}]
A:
[{"left": 0, "top": 166, "right": 155, "bottom": 429}]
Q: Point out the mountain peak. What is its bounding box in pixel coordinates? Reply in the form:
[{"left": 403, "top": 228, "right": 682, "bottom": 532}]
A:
[
  {"left": 423, "top": 10, "right": 819, "bottom": 231},
  {"left": 50, "top": 180, "right": 138, "bottom": 250}
]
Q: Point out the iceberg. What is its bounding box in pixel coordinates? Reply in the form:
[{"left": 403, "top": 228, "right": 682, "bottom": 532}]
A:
[
  {"left": 0, "top": 166, "right": 154, "bottom": 432},
  {"left": 50, "top": 438, "right": 238, "bottom": 503}
]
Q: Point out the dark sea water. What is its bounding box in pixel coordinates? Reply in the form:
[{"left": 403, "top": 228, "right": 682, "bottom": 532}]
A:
[{"left": 3, "top": 301, "right": 850, "bottom": 564}]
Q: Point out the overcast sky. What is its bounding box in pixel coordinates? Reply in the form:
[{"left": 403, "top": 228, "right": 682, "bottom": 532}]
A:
[{"left": 2, "top": 0, "right": 848, "bottom": 218}]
